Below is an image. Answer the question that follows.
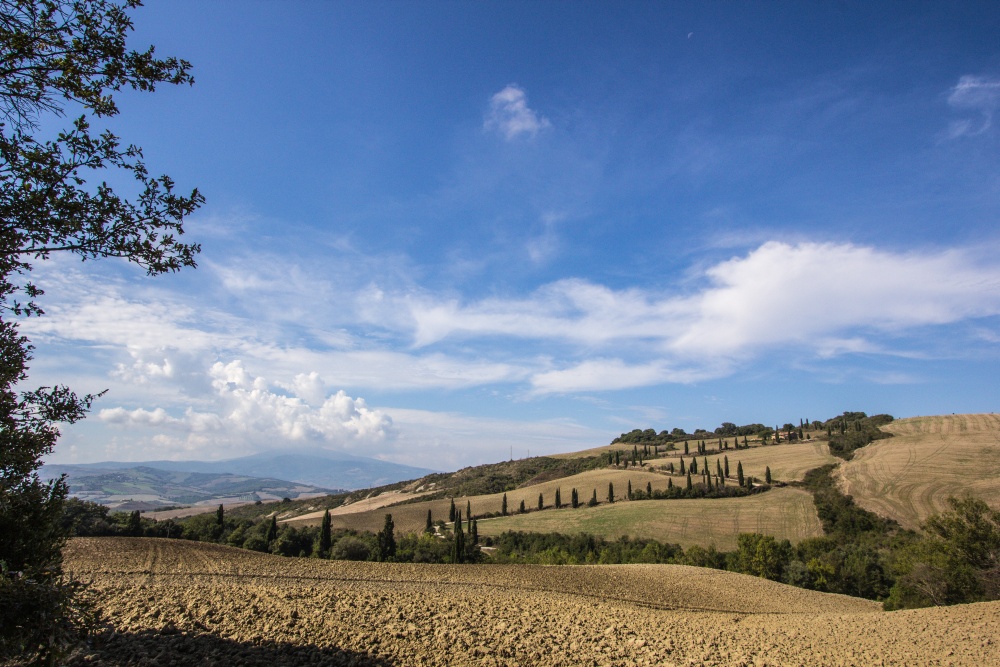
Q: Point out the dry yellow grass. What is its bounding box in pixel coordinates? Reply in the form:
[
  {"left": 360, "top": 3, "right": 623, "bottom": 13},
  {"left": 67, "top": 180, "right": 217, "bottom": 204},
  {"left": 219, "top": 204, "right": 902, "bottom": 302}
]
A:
[
  {"left": 474, "top": 487, "right": 824, "bottom": 550},
  {"left": 836, "top": 413, "right": 1000, "bottom": 529},
  {"left": 62, "top": 538, "right": 1000, "bottom": 667}
]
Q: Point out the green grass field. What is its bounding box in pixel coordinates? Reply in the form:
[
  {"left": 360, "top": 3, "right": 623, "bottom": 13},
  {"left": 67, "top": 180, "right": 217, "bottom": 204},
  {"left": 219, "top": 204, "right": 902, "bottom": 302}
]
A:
[{"left": 474, "top": 487, "right": 823, "bottom": 550}]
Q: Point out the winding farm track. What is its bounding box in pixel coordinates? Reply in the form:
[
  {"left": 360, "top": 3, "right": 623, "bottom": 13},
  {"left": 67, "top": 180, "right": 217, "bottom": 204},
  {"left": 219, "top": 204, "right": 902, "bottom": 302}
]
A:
[
  {"left": 836, "top": 414, "right": 1000, "bottom": 529},
  {"left": 64, "top": 538, "right": 1000, "bottom": 666}
]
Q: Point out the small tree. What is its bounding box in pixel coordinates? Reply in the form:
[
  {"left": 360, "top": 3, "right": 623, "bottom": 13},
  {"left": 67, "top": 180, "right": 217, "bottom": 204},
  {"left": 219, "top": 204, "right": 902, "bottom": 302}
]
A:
[
  {"left": 608, "top": 482, "right": 614, "bottom": 503},
  {"left": 452, "top": 511, "right": 464, "bottom": 564},
  {"left": 466, "top": 500, "right": 471, "bottom": 525},
  {"left": 470, "top": 518, "right": 478, "bottom": 546},
  {"left": 724, "top": 455, "right": 730, "bottom": 478},
  {"left": 501, "top": 493, "right": 508, "bottom": 516},
  {"left": 216, "top": 503, "right": 225, "bottom": 527},
  {"left": 646, "top": 481, "right": 652, "bottom": 497},
  {"left": 691, "top": 457, "right": 697, "bottom": 475},
  {"left": 588, "top": 489, "right": 598, "bottom": 507},
  {"left": 737, "top": 462, "right": 745, "bottom": 487},
  {"left": 765, "top": 466, "right": 772, "bottom": 484},
  {"left": 538, "top": 493, "right": 544, "bottom": 510},
  {"left": 555, "top": 487, "right": 562, "bottom": 508},
  {"left": 449, "top": 498, "right": 456, "bottom": 522},
  {"left": 667, "top": 477, "right": 673, "bottom": 489},
  {"left": 627, "top": 480, "right": 632, "bottom": 500},
  {"left": 680, "top": 459, "right": 686, "bottom": 475},
  {"left": 425, "top": 509, "right": 433, "bottom": 533},
  {"left": 686, "top": 472, "right": 692, "bottom": 491},
  {"left": 377, "top": 513, "right": 396, "bottom": 562},
  {"left": 571, "top": 488, "right": 579, "bottom": 508},
  {"left": 684, "top": 441, "right": 689, "bottom": 455},
  {"left": 319, "top": 509, "right": 332, "bottom": 558},
  {"left": 266, "top": 515, "right": 278, "bottom": 545}
]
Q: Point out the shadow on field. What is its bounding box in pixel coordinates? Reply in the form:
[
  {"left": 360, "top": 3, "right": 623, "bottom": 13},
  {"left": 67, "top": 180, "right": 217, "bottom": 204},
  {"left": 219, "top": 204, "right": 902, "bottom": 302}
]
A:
[{"left": 66, "top": 629, "right": 397, "bottom": 666}]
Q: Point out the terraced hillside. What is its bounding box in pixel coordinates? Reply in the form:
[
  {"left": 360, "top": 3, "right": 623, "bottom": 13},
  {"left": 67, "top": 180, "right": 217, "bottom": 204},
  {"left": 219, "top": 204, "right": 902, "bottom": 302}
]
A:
[
  {"left": 836, "top": 413, "right": 1000, "bottom": 529},
  {"left": 63, "top": 538, "right": 999, "bottom": 666}
]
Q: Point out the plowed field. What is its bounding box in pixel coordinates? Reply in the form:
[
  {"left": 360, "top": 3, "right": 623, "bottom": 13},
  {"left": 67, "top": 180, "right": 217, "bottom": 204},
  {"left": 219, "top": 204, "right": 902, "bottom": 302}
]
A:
[
  {"left": 836, "top": 413, "right": 1000, "bottom": 529},
  {"left": 63, "top": 538, "right": 999, "bottom": 666}
]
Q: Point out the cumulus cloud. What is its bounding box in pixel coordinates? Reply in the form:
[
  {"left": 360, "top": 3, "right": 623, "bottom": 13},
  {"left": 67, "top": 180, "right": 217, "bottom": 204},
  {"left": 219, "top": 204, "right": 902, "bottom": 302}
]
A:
[
  {"left": 946, "top": 75, "right": 1000, "bottom": 138},
  {"left": 484, "top": 84, "right": 550, "bottom": 140},
  {"left": 98, "top": 361, "right": 395, "bottom": 458}
]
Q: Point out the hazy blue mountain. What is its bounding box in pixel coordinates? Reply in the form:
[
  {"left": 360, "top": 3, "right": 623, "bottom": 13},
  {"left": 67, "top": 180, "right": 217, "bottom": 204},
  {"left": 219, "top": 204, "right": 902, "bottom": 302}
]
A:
[{"left": 44, "top": 448, "right": 437, "bottom": 492}]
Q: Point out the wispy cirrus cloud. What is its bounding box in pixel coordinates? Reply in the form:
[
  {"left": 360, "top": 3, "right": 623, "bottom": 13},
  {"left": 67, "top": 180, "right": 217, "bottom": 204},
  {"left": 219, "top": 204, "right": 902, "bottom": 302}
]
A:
[
  {"left": 484, "top": 84, "right": 550, "bottom": 140},
  {"left": 946, "top": 74, "right": 1000, "bottom": 138}
]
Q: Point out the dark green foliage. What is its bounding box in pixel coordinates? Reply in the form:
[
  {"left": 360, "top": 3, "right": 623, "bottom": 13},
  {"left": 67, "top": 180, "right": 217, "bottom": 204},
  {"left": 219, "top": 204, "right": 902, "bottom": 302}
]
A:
[
  {"left": 607, "top": 482, "right": 614, "bottom": 503},
  {"left": 555, "top": 487, "right": 561, "bottom": 508},
  {"left": 501, "top": 493, "right": 507, "bottom": 516},
  {"left": 318, "top": 509, "right": 332, "bottom": 558},
  {"left": 765, "top": 466, "right": 772, "bottom": 484},
  {"left": 452, "top": 511, "right": 465, "bottom": 564},
  {"left": 470, "top": 519, "right": 478, "bottom": 546},
  {"left": 823, "top": 413, "right": 894, "bottom": 460},
  {"left": 376, "top": 514, "right": 396, "bottom": 562},
  {"left": 729, "top": 533, "right": 793, "bottom": 581},
  {"left": 588, "top": 489, "right": 598, "bottom": 507},
  {"left": 449, "top": 498, "right": 456, "bottom": 522},
  {"left": 679, "top": 459, "right": 685, "bottom": 475},
  {"left": 425, "top": 509, "right": 433, "bottom": 533},
  {"left": 331, "top": 535, "right": 371, "bottom": 561},
  {"left": 466, "top": 500, "right": 471, "bottom": 523},
  {"left": 686, "top": 472, "right": 692, "bottom": 490},
  {"left": 690, "top": 457, "right": 697, "bottom": 474},
  {"left": 537, "top": 493, "right": 544, "bottom": 510},
  {"left": 265, "top": 515, "right": 277, "bottom": 544},
  {"left": 571, "top": 487, "right": 579, "bottom": 508},
  {"left": 627, "top": 480, "right": 632, "bottom": 500},
  {"left": 646, "top": 481, "right": 652, "bottom": 497},
  {"left": 519, "top": 499, "right": 525, "bottom": 513},
  {"left": 216, "top": 504, "right": 224, "bottom": 526},
  {"left": 489, "top": 531, "right": 684, "bottom": 565},
  {"left": 737, "top": 461, "right": 744, "bottom": 487}
]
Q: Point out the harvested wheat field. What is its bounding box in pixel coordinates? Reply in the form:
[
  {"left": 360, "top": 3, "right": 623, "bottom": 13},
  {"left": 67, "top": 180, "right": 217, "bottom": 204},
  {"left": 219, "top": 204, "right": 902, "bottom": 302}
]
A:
[
  {"left": 64, "top": 538, "right": 998, "bottom": 666},
  {"left": 474, "top": 488, "right": 824, "bottom": 550},
  {"left": 836, "top": 413, "right": 1000, "bottom": 529}
]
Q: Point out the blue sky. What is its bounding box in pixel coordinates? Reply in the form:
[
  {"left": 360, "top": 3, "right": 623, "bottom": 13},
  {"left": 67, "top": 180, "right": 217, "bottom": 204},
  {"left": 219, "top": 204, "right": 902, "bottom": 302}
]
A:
[{"left": 31, "top": 1, "right": 1000, "bottom": 469}]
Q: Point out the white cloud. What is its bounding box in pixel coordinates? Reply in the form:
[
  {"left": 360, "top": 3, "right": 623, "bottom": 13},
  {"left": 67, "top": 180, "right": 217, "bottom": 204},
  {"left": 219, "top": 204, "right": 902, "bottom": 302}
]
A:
[
  {"left": 484, "top": 84, "right": 550, "bottom": 140},
  {"left": 97, "top": 360, "right": 395, "bottom": 459},
  {"left": 946, "top": 75, "right": 1000, "bottom": 138}
]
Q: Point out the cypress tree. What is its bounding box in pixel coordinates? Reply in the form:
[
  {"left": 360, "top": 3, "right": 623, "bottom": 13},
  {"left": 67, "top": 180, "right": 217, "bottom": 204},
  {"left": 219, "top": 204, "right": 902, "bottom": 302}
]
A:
[
  {"left": 466, "top": 500, "right": 471, "bottom": 524},
  {"left": 633, "top": 445, "right": 638, "bottom": 462},
  {"left": 452, "top": 511, "right": 464, "bottom": 564},
  {"left": 538, "top": 493, "right": 544, "bottom": 510},
  {"left": 555, "top": 487, "right": 562, "bottom": 508},
  {"left": 716, "top": 459, "right": 723, "bottom": 479},
  {"left": 266, "top": 515, "right": 277, "bottom": 544},
  {"left": 519, "top": 499, "right": 526, "bottom": 513},
  {"left": 425, "top": 509, "right": 433, "bottom": 533},
  {"left": 706, "top": 472, "right": 712, "bottom": 490},
  {"left": 571, "top": 488, "right": 579, "bottom": 508},
  {"left": 743, "top": 435, "right": 748, "bottom": 447},
  {"left": 737, "top": 461, "right": 744, "bottom": 487},
  {"left": 686, "top": 472, "right": 692, "bottom": 491},
  {"left": 467, "top": 507, "right": 473, "bottom": 533},
  {"left": 703, "top": 457, "right": 709, "bottom": 478},
  {"left": 377, "top": 513, "right": 396, "bottom": 562},
  {"left": 589, "top": 489, "right": 598, "bottom": 506},
  {"left": 724, "top": 455, "right": 730, "bottom": 477},
  {"left": 501, "top": 493, "right": 508, "bottom": 516},
  {"left": 470, "top": 519, "right": 478, "bottom": 545},
  {"left": 668, "top": 478, "right": 673, "bottom": 489},
  {"left": 691, "top": 457, "right": 697, "bottom": 474},
  {"left": 449, "top": 498, "right": 456, "bottom": 522},
  {"left": 680, "top": 458, "right": 686, "bottom": 474},
  {"left": 319, "top": 509, "right": 332, "bottom": 558},
  {"left": 684, "top": 440, "right": 689, "bottom": 455},
  {"left": 608, "top": 482, "right": 614, "bottom": 503},
  {"left": 765, "top": 466, "right": 772, "bottom": 484},
  {"left": 216, "top": 503, "right": 224, "bottom": 526},
  {"left": 646, "top": 481, "right": 652, "bottom": 497},
  {"left": 627, "top": 480, "right": 633, "bottom": 500}
]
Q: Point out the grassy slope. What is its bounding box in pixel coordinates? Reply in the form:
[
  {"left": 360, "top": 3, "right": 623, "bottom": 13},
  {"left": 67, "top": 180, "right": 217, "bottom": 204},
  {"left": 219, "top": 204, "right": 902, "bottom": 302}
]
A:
[
  {"left": 835, "top": 413, "right": 1000, "bottom": 529},
  {"left": 474, "top": 487, "right": 823, "bottom": 550}
]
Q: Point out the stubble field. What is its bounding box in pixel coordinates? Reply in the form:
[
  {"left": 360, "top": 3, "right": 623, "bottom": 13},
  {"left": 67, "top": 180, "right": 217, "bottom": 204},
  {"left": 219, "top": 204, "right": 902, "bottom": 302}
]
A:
[
  {"left": 64, "top": 537, "right": 999, "bottom": 666},
  {"left": 836, "top": 413, "right": 1000, "bottom": 529}
]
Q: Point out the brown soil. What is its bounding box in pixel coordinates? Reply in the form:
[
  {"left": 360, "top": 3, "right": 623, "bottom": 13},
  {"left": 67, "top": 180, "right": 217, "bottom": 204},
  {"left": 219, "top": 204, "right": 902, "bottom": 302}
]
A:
[{"left": 63, "top": 537, "right": 999, "bottom": 666}]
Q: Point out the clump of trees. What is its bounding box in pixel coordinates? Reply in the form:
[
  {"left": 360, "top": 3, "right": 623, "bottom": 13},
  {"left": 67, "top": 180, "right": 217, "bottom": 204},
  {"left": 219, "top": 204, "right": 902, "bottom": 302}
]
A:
[{"left": 1, "top": 2, "right": 202, "bottom": 662}]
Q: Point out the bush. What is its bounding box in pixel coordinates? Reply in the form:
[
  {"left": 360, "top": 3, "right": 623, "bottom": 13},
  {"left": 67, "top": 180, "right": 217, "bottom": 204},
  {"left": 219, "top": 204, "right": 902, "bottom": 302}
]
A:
[{"left": 331, "top": 536, "right": 371, "bottom": 561}]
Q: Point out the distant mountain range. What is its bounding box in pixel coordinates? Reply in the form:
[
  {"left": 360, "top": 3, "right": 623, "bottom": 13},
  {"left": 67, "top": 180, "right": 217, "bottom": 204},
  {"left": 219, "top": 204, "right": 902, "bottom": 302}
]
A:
[{"left": 42, "top": 449, "right": 438, "bottom": 509}]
